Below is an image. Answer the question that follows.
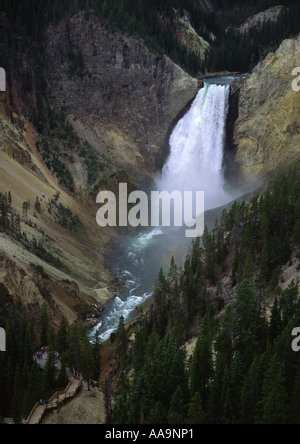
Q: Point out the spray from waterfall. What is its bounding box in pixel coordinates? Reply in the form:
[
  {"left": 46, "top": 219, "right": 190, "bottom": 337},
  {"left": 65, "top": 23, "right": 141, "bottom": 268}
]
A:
[{"left": 157, "top": 83, "right": 231, "bottom": 211}]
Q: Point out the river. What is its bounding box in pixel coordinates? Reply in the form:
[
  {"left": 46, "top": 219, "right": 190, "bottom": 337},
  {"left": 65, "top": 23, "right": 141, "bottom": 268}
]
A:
[{"left": 91, "top": 75, "right": 243, "bottom": 342}]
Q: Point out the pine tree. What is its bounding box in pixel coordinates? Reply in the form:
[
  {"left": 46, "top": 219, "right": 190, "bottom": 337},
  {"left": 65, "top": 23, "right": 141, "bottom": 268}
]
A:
[
  {"left": 56, "top": 316, "right": 69, "bottom": 356},
  {"left": 113, "top": 394, "right": 128, "bottom": 424},
  {"left": 269, "top": 297, "right": 282, "bottom": 343},
  {"left": 290, "top": 364, "right": 300, "bottom": 424},
  {"left": 35, "top": 196, "right": 42, "bottom": 214},
  {"left": 127, "top": 372, "right": 153, "bottom": 424},
  {"left": 167, "top": 385, "right": 186, "bottom": 424},
  {"left": 190, "top": 315, "right": 213, "bottom": 404},
  {"left": 44, "top": 350, "right": 56, "bottom": 396},
  {"left": 186, "top": 392, "right": 207, "bottom": 424},
  {"left": 57, "top": 358, "right": 68, "bottom": 389},
  {"left": 92, "top": 330, "right": 102, "bottom": 384},
  {"left": 228, "top": 352, "right": 245, "bottom": 422},
  {"left": 147, "top": 402, "right": 168, "bottom": 425},
  {"left": 67, "top": 323, "right": 82, "bottom": 374},
  {"left": 133, "top": 328, "right": 146, "bottom": 374},
  {"left": 116, "top": 316, "right": 128, "bottom": 369},
  {"left": 80, "top": 333, "right": 94, "bottom": 391},
  {"left": 233, "top": 280, "right": 260, "bottom": 367},
  {"left": 11, "top": 365, "right": 23, "bottom": 423},
  {"left": 260, "top": 353, "right": 287, "bottom": 424},
  {"left": 39, "top": 304, "right": 50, "bottom": 347},
  {"left": 240, "top": 355, "right": 263, "bottom": 424}
]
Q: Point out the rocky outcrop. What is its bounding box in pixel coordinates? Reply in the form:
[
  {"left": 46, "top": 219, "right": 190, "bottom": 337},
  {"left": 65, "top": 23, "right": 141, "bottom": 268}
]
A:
[
  {"left": 175, "top": 15, "right": 210, "bottom": 65},
  {"left": 0, "top": 88, "right": 118, "bottom": 328},
  {"left": 228, "top": 6, "right": 285, "bottom": 35},
  {"left": 45, "top": 13, "right": 199, "bottom": 176},
  {"left": 233, "top": 34, "right": 300, "bottom": 180},
  {"left": 0, "top": 12, "right": 199, "bottom": 328}
]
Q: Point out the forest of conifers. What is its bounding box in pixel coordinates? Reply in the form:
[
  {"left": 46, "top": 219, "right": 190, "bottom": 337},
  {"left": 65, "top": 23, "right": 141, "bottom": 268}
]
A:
[
  {"left": 0, "top": 296, "right": 101, "bottom": 423},
  {"left": 112, "top": 163, "right": 300, "bottom": 424},
  {"left": 1, "top": 162, "right": 299, "bottom": 424},
  {"left": 1, "top": 0, "right": 300, "bottom": 74}
]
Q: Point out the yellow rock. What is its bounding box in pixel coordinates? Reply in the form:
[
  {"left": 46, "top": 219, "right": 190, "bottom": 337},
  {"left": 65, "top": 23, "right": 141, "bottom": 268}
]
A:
[{"left": 234, "top": 34, "right": 300, "bottom": 182}]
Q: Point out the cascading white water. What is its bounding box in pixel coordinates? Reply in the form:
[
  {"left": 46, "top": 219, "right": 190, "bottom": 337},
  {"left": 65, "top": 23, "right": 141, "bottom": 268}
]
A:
[
  {"left": 93, "top": 81, "right": 233, "bottom": 342},
  {"left": 158, "top": 82, "right": 231, "bottom": 210}
]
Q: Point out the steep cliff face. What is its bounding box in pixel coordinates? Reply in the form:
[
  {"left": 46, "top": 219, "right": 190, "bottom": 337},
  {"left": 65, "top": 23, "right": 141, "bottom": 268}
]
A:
[
  {"left": 228, "top": 5, "right": 285, "bottom": 35},
  {"left": 174, "top": 15, "right": 210, "bottom": 65},
  {"left": 45, "top": 13, "right": 199, "bottom": 176},
  {"left": 233, "top": 34, "right": 300, "bottom": 180},
  {"left": 0, "top": 92, "right": 116, "bottom": 326},
  {"left": 0, "top": 12, "right": 199, "bottom": 327}
]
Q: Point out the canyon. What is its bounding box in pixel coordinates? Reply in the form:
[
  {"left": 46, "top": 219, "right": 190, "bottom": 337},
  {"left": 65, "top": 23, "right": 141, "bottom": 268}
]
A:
[{"left": 0, "top": 10, "right": 299, "bottom": 331}]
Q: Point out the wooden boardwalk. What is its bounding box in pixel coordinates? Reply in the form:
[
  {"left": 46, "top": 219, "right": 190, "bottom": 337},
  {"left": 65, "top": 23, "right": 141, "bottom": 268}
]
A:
[{"left": 27, "top": 376, "right": 82, "bottom": 425}]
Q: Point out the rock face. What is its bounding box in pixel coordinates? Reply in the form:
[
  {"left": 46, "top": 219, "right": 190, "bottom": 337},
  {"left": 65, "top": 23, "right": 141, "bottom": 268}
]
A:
[
  {"left": 0, "top": 89, "right": 117, "bottom": 326},
  {"left": 45, "top": 13, "right": 199, "bottom": 176},
  {"left": 229, "top": 6, "right": 285, "bottom": 35},
  {"left": 233, "top": 34, "right": 300, "bottom": 180},
  {"left": 175, "top": 15, "right": 210, "bottom": 65}
]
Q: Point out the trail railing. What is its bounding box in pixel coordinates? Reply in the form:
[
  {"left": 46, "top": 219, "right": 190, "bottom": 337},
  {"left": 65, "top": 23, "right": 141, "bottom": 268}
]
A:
[{"left": 27, "top": 376, "right": 82, "bottom": 424}]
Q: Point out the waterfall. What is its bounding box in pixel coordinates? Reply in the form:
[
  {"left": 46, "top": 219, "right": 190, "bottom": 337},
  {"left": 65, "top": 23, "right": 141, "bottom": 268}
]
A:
[
  {"left": 158, "top": 83, "right": 231, "bottom": 211},
  {"left": 93, "top": 82, "right": 233, "bottom": 342}
]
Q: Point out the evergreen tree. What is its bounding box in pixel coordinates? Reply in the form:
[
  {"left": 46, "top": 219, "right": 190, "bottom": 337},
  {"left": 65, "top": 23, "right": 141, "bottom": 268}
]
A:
[
  {"left": 260, "top": 353, "right": 287, "bottom": 424},
  {"left": 92, "top": 330, "right": 102, "bottom": 384},
  {"left": 116, "top": 316, "right": 128, "bottom": 369},
  {"left": 186, "top": 392, "right": 207, "bottom": 425},
  {"left": 240, "top": 355, "right": 263, "bottom": 424},
  {"left": 147, "top": 402, "right": 168, "bottom": 425},
  {"left": 233, "top": 280, "right": 260, "bottom": 367},
  {"left": 67, "top": 323, "right": 82, "bottom": 373},
  {"left": 44, "top": 350, "right": 56, "bottom": 396},
  {"left": 57, "top": 358, "right": 68, "bottom": 389},
  {"left": 133, "top": 328, "right": 146, "bottom": 374},
  {"left": 39, "top": 303, "right": 50, "bottom": 347},
  {"left": 80, "top": 333, "right": 94, "bottom": 391},
  {"left": 127, "top": 372, "right": 153, "bottom": 424},
  {"left": 269, "top": 297, "right": 282, "bottom": 343},
  {"left": 113, "top": 394, "right": 128, "bottom": 424},
  {"left": 56, "top": 316, "right": 69, "bottom": 356},
  {"left": 290, "top": 364, "right": 300, "bottom": 424},
  {"left": 167, "top": 385, "right": 186, "bottom": 424}
]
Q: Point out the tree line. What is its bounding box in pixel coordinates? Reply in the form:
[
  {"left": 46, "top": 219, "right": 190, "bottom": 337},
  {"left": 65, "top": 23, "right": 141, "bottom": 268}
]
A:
[
  {"left": 1, "top": 0, "right": 299, "bottom": 76},
  {"left": 112, "top": 162, "right": 300, "bottom": 424}
]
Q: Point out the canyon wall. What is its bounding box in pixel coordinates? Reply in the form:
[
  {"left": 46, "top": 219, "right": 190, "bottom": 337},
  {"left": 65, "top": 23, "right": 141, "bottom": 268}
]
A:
[
  {"left": 45, "top": 13, "right": 199, "bottom": 176},
  {"left": 233, "top": 34, "right": 300, "bottom": 181}
]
